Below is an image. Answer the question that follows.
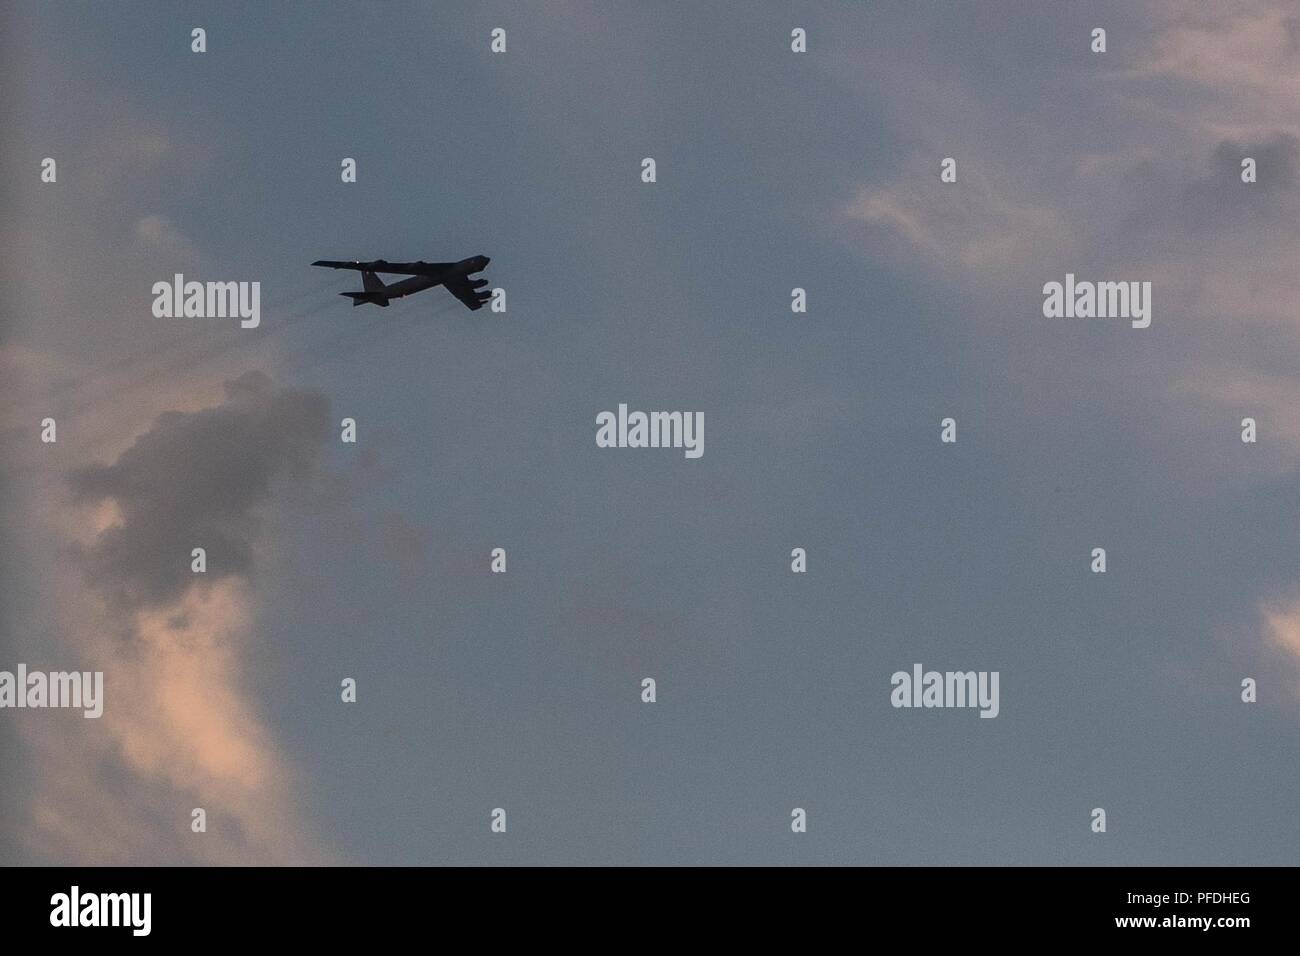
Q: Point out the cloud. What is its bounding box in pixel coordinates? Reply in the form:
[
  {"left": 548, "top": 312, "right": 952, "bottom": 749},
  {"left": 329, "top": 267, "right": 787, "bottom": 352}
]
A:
[
  {"left": 1264, "top": 599, "right": 1300, "bottom": 659},
  {"left": 69, "top": 371, "right": 330, "bottom": 609},
  {"left": 844, "top": 163, "right": 1073, "bottom": 280},
  {"left": 832, "top": 1, "right": 1300, "bottom": 472},
  {"left": 1261, "top": 596, "right": 1300, "bottom": 701},
  {"left": 16, "top": 372, "right": 335, "bottom": 864},
  {"left": 1114, "top": 133, "right": 1300, "bottom": 244},
  {"left": 1138, "top": 1, "right": 1300, "bottom": 135},
  {"left": 133, "top": 214, "right": 196, "bottom": 257}
]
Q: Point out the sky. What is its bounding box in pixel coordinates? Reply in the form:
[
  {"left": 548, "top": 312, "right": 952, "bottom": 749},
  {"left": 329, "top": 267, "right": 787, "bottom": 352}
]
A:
[{"left": 1, "top": 0, "right": 1298, "bottom": 865}]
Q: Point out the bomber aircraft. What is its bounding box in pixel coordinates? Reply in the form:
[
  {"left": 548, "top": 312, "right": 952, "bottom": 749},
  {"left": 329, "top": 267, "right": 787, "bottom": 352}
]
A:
[{"left": 312, "top": 255, "right": 492, "bottom": 310}]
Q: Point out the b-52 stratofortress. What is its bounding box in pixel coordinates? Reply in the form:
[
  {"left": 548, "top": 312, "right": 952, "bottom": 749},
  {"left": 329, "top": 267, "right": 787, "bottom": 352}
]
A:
[{"left": 312, "top": 255, "right": 492, "bottom": 310}]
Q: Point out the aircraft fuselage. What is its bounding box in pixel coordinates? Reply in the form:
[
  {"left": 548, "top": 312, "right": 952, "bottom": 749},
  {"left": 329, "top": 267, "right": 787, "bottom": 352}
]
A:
[
  {"left": 375, "top": 257, "right": 486, "bottom": 299},
  {"left": 381, "top": 273, "right": 441, "bottom": 299}
]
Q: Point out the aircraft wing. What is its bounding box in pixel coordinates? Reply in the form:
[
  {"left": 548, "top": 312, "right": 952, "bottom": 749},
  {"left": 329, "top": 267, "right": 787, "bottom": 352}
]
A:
[
  {"left": 444, "top": 275, "right": 492, "bottom": 311},
  {"left": 312, "top": 260, "right": 455, "bottom": 276}
]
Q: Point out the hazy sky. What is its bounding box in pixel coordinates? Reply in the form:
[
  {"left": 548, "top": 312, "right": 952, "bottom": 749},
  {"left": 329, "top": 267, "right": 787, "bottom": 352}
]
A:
[{"left": 2, "top": 1, "right": 1298, "bottom": 865}]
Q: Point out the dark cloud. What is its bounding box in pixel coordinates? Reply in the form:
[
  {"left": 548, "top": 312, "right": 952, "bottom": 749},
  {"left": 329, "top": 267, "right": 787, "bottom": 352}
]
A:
[
  {"left": 1182, "top": 133, "right": 1300, "bottom": 227},
  {"left": 69, "top": 371, "right": 330, "bottom": 610},
  {"left": 1121, "top": 133, "right": 1300, "bottom": 240}
]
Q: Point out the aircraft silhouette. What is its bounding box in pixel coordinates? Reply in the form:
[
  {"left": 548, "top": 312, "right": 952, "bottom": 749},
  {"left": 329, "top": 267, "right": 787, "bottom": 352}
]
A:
[{"left": 312, "top": 255, "right": 492, "bottom": 310}]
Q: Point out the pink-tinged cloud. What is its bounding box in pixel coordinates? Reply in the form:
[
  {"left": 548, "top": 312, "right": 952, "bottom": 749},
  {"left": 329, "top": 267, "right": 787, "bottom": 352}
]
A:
[{"left": 15, "top": 371, "right": 336, "bottom": 864}]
